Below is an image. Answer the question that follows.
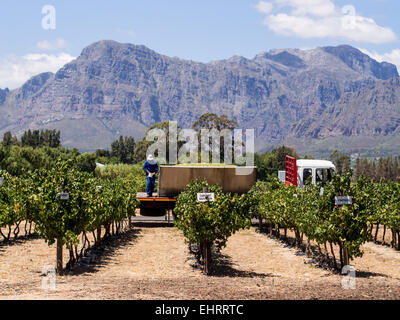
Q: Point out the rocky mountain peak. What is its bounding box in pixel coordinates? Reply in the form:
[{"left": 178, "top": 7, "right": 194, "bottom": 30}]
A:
[
  {"left": 322, "top": 45, "right": 398, "bottom": 80},
  {"left": 80, "top": 40, "right": 161, "bottom": 63},
  {"left": 0, "top": 41, "right": 399, "bottom": 156},
  {"left": 0, "top": 88, "right": 9, "bottom": 105},
  {"left": 18, "top": 72, "right": 53, "bottom": 101},
  {"left": 263, "top": 50, "right": 306, "bottom": 69}
]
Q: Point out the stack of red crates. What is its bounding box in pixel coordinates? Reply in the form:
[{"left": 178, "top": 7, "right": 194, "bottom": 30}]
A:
[{"left": 285, "top": 155, "right": 297, "bottom": 186}]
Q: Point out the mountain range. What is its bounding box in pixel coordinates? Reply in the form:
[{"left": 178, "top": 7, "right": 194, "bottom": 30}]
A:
[{"left": 1, "top": 40, "right": 400, "bottom": 158}]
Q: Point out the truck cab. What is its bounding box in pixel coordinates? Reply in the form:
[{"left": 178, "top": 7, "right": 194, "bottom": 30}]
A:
[{"left": 285, "top": 156, "right": 336, "bottom": 188}]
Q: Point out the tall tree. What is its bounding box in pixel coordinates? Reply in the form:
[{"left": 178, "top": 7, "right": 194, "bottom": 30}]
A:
[
  {"left": 255, "top": 145, "right": 299, "bottom": 181},
  {"left": 192, "top": 113, "right": 237, "bottom": 132},
  {"left": 21, "top": 129, "right": 61, "bottom": 148},
  {"left": 134, "top": 121, "right": 182, "bottom": 163},
  {"left": 330, "top": 150, "right": 351, "bottom": 174},
  {"left": 192, "top": 113, "right": 238, "bottom": 164},
  {"left": 3, "top": 131, "right": 13, "bottom": 146},
  {"left": 111, "top": 136, "right": 136, "bottom": 164}
]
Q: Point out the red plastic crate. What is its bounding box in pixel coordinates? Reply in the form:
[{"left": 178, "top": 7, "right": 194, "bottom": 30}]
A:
[{"left": 285, "top": 155, "right": 297, "bottom": 186}]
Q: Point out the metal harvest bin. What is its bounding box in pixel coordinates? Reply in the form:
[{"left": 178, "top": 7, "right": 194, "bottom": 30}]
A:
[{"left": 157, "top": 166, "right": 256, "bottom": 197}]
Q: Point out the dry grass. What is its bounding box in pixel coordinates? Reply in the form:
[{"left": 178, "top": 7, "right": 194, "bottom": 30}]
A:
[{"left": 0, "top": 222, "right": 400, "bottom": 300}]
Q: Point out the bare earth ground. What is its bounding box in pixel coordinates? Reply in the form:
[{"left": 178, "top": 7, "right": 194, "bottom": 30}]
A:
[{"left": 0, "top": 221, "right": 400, "bottom": 300}]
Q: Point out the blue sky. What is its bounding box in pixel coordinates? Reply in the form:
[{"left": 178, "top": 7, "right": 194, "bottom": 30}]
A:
[{"left": 1, "top": 0, "right": 400, "bottom": 89}]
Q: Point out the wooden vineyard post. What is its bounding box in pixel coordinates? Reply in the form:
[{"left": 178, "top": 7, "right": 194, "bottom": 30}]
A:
[
  {"left": 56, "top": 238, "right": 63, "bottom": 276},
  {"left": 203, "top": 187, "right": 209, "bottom": 275},
  {"left": 56, "top": 191, "right": 69, "bottom": 276},
  {"left": 343, "top": 245, "right": 349, "bottom": 267},
  {"left": 97, "top": 227, "right": 101, "bottom": 245},
  {"left": 335, "top": 196, "right": 353, "bottom": 269},
  {"left": 198, "top": 187, "right": 214, "bottom": 275},
  {"left": 203, "top": 241, "right": 211, "bottom": 275}
]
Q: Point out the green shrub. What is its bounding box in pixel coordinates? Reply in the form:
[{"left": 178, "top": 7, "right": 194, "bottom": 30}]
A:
[{"left": 174, "top": 179, "right": 251, "bottom": 274}]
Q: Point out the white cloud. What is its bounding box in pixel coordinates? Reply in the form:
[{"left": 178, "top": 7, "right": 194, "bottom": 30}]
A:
[
  {"left": 360, "top": 48, "right": 400, "bottom": 73},
  {"left": 255, "top": 1, "right": 273, "bottom": 14},
  {"left": 37, "top": 38, "right": 67, "bottom": 51},
  {"left": 0, "top": 53, "right": 75, "bottom": 90},
  {"left": 276, "top": 0, "right": 336, "bottom": 17},
  {"left": 255, "top": 1, "right": 397, "bottom": 44}
]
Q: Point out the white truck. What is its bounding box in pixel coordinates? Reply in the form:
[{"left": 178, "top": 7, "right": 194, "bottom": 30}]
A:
[{"left": 284, "top": 156, "right": 336, "bottom": 188}]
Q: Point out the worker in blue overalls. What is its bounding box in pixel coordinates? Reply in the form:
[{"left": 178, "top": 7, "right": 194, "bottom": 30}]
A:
[{"left": 143, "top": 155, "right": 159, "bottom": 197}]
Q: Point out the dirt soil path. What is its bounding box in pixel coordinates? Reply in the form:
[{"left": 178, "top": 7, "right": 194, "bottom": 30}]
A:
[{"left": 1, "top": 222, "right": 400, "bottom": 300}]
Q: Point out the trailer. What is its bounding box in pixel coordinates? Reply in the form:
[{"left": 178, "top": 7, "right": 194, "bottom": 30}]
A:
[{"left": 137, "top": 165, "right": 257, "bottom": 217}]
